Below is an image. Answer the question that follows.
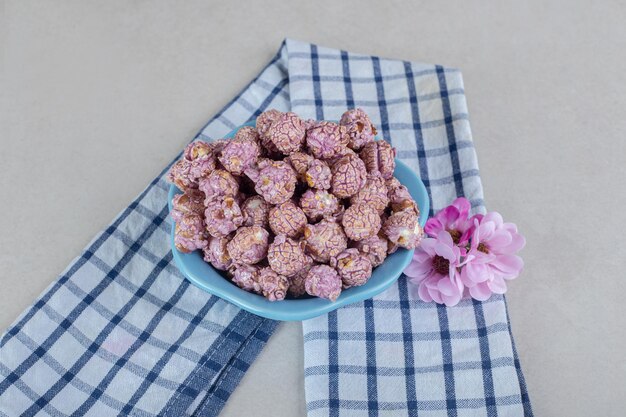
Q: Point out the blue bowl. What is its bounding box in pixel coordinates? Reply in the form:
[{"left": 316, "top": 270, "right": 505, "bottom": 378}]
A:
[{"left": 168, "top": 121, "right": 429, "bottom": 321}]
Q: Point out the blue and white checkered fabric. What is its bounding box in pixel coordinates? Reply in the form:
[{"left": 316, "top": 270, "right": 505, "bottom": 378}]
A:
[{"left": 0, "top": 39, "right": 532, "bottom": 417}]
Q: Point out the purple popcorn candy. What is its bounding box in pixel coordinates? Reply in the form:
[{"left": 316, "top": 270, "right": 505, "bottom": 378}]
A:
[
  {"left": 171, "top": 189, "right": 205, "bottom": 222},
  {"left": 386, "top": 177, "right": 419, "bottom": 214},
  {"left": 382, "top": 208, "right": 423, "bottom": 249},
  {"left": 359, "top": 140, "right": 397, "bottom": 180},
  {"left": 342, "top": 203, "right": 382, "bottom": 241},
  {"left": 299, "top": 189, "right": 341, "bottom": 222},
  {"left": 230, "top": 263, "right": 261, "bottom": 293},
  {"left": 204, "top": 195, "right": 244, "bottom": 237},
  {"left": 268, "top": 201, "right": 308, "bottom": 238},
  {"left": 266, "top": 112, "right": 306, "bottom": 155},
  {"left": 267, "top": 235, "right": 307, "bottom": 277},
  {"left": 235, "top": 126, "right": 261, "bottom": 144},
  {"left": 339, "top": 108, "right": 378, "bottom": 150},
  {"left": 253, "top": 159, "right": 297, "bottom": 204},
  {"left": 167, "top": 159, "right": 196, "bottom": 191},
  {"left": 184, "top": 140, "right": 212, "bottom": 161},
  {"left": 352, "top": 233, "right": 389, "bottom": 267},
  {"left": 257, "top": 267, "right": 289, "bottom": 301},
  {"left": 174, "top": 213, "right": 208, "bottom": 253},
  {"left": 350, "top": 173, "right": 389, "bottom": 214},
  {"left": 305, "top": 264, "right": 342, "bottom": 301},
  {"left": 198, "top": 169, "right": 240, "bottom": 200},
  {"left": 203, "top": 235, "right": 233, "bottom": 270},
  {"left": 286, "top": 151, "right": 314, "bottom": 178},
  {"left": 185, "top": 141, "right": 219, "bottom": 180},
  {"left": 218, "top": 138, "right": 260, "bottom": 175},
  {"left": 288, "top": 255, "right": 314, "bottom": 297},
  {"left": 306, "top": 121, "right": 350, "bottom": 160},
  {"left": 304, "top": 159, "right": 332, "bottom": 190},
  {"left": 241, "top": 195, "right": 271, "bottom": 227},
  {"left": 330, "top": 153, "right": 367, "bottom": 198},
  {"left": 256, "top": 109, "right": 283, "bottom": 155},
  {"left": 303, "top": 219, "right": 348, "bottom": 263},
  {"left": 227, "top": 225, "right": 270, "bottom": 264},
  {"left": 331, "top": 248, "right": 373, "bottom": 288}
]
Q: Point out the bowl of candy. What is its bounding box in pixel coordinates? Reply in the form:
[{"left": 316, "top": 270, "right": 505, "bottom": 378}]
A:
[{"left": 167, "top": 109, "right": 429, "bottom": 321}]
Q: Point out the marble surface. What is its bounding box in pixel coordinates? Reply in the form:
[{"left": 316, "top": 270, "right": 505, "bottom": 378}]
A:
[{"left": 2, "top": 1, "right": 625, "bottom": 416}]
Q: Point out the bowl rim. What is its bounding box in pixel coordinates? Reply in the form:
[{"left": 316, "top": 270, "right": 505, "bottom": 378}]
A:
[{"left": 168, "top": 121, "right": 430, "bottom": 321}]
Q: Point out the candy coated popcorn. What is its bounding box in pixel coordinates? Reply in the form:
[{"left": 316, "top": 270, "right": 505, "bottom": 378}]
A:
[
  {"left": 303, "top": 219, "right": 348, "bottom": 263},
  {"left": 386, "top": 177, "right": 418, "bottom": 214},
  {"left": 305, "top": 265, "right": 342, "bottom": 301},
  {"left": 330, "top": 153, "right": 367, "bottom": 198},
  {"left": 268, "top": 201, "right": 308, "bottom": 238},
  {"left": 187, "top": 143, "right": 219, "bottom": 181},
  {"left": 287, "top": 255, "right": 314, "bottom": 297},
  {"left": 241, "top": 195, "right": 270, "bottom": 227},
  {"left": 253, "top": 160, "right": 297, "bottom": 204},
  {"left": 171, "top": 189, "right": 205, "bottom": 222},
  {"left": 304, "top": 159, "right": 332, "bottom": 190},
  {"left": 256, "top": 109, "right": 283, "bottom": 155},
  {"left": 267, "top": 235, "right": 307, "bottom": 276},
  {"left": 218, "top": 138, "right": 260, "bottom": 175},
  {"left": 204, "top": 195, "right": 244, "bottom": 237},
  {"left": 342, "top": 203, "right": 382, "bottom": 241},
  {"left": 266, "top": 112, "right": 306, "bottom": 155},
  {"left": 306, "top": 121, "right": 349, "bottom": 160},
  {"left": 350, "top": 173, "right": 389, "bottom": 214},
  {"left": 168, "top": 159, "right": 196, "bottom": 191},
  {"left": 227, "top": 226, "right": 270, "bottom": 264},
  {"left": 299, "top": 189, "right": 341, "bottom": 222},
  {"left": 382, "top": 208, "right": 423, "bottom": 249},
  {"left": 235, "top": 126, "right": 261, "bottom": 143},
  {"left": 359, "top": 140, "right": 397, "bottom": 180},
  {"left": 198, "top": 169, "right": 239, "bottom": 200},
  {"left": 174, "top": 213, "right": 208, "bottom": 253},
  {"left": 230, "top": 263, "right": 261, "bottom": 293},
  {"left": 339, "top": 108, "right": 377, "bottom": 150},
  {"left": 286, "top": 151, "right": 314, "bottom": 178},
  {"left": 257, "top": 267, "right": 289, "bottom": 301},
  {"left": 203, "top": 235, "right": 233, "bottom": 270},
  {"left": 352, "top": 233, "right": 389, "bottom": 267},
  {"left": 331, "top": 248, "right": 373, "bottom": 288}
]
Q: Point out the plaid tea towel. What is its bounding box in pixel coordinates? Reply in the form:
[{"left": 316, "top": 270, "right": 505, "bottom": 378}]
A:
[{"left": 0, "top": 39, "right": 532, "bottom": 417}]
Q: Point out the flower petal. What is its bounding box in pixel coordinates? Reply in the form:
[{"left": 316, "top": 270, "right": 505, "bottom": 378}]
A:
[
  {"left": 492, "top": 255, "right": 524, "bottom": 277},
  {"left": 417, "top": 283, "right": 433, "bottom": 302},
  {"left": 486, "top": 230, "right": 512, "bottom": 249},
  {"left": 442, "top": 292, "right": 462, "bottom": 307},
  {"left": 403, "top": 261, "right": 432, "bottom": 280},
  {"left": 469, "top": 282, "right": 493, "bottom": 301},
  {"left": 488, "top": 276, "right": 508, "bottom": 294},
  {"left": 424, "top": 218, "right": 443, "bottom": 238}
]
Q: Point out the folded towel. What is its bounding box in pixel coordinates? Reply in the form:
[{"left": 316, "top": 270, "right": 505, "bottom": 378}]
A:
[{"left": 0, "top": 39, "right": 532, "bottom": 417}]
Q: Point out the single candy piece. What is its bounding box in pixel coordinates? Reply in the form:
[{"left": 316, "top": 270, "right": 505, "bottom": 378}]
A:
[
  {"left": 230, "top": 263, "right": 261, "bottom": 293},
  {"left": 288, "top": 255, "right": 314, "bottom": 297},
  {"left": 351, "top": 173, "right": 389, "bottom": 214},
  {"left": 342, "top": 203, "right": 382, "bottom": 241},
  {"left": 382, "top": 208, "right": 423, "bottom": 249},
  {"left": 184, "top": 140, "right": 212, "bottom": 161},
  {"left": 174, "top": 213, "right": 208, "bottom": 253},
  {"left": 306, "top": 121, "right": 350, "bottom": 160},
  {"left": 235, "top": 126, "right": 261, "bottom": 143},
  {"left": 227, "top": 226, "right": 270, "bottom": 264},
  {"left": 186, "top": 141, "right": 219, "bottom": 180},
  {"left": 303, "top": 219, "right": 348, "bottom": 263},
  {"left": 203, "top": 235, "right": 233, "bottom": 270},
  {"left": 305, "top": 265, "right": 342, "bottom": 301},
  {"left": 359, "top": 140, "right": 397, "bottom": 180},
  {"left": 266, "top": 112, "right": 306, "bottom": 155},
  {"left": 267, "top": 235, "right": 307, "bottom": 276},
  {"left": 352, "top": 233, "right": 389, "bottom": 267},
  {"left": 386, "top": 177, "right": 419, "bottom": 214},
  {"left": 339, "top": 108, "right": 377, "bottom": 150},
  {"left": 198, "top": 169, "right": 239, "bottom": 200},
  {"left": 299, "top": 189, "right": 340, "bottom": 222},
  {"left": 257, "top": 267, "right": 289, "bottom": 301},
  {"left": 241, "top": 195, "right": 271, "bottom": 227},
  {"left": 268, "top": 201, "right": 308, "bottom": 238},
  {"left": 256, "top": 109, "right": 283, "bottom": 155},
  {"left": 330, "top": 153, "right": 367, "bottom": 198},
  {"left": 171, "top": 189, "right": 205, "bottom": 222},
  {"left": 286, "top": 151, "right": 314, "bottom": 178},
  {"left": 167, "top": 159, "right": 196, "bottom": 190},
  {"left": 304, "top": 159, "right": 332, "bottom": 190},
  {"left": 204, "top": 196, "right": 244, "bottom": 237},
  {"left": 218, "top": 138, "right": 260, "bottom": 175},
  {"left": 253, "top": 160, "right": 297, "bottom": 204},
  {"left": 331, "top": 248, "right": 373, "bottom": 288}
]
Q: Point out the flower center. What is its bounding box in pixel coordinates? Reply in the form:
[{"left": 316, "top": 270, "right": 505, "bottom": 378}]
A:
[
  {"left": 477, "top": 243, "right": 489, "bottom": 254},
  {"left": 432, "top": 255, "right": 450, "bottom": 275},
  {"left": 448, "top": 229, "right": 462, "bottom": 244}
]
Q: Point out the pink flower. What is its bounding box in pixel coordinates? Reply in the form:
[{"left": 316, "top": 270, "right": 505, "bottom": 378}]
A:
[
  {"left": 404, "top": 231, "right": 465, "bottom": 307},
  {"left": 424, "top": 197, "right": 474, "bottom": 246},
  {"left": 460, "top": 212, "right": 525, "bottom": 300}
]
